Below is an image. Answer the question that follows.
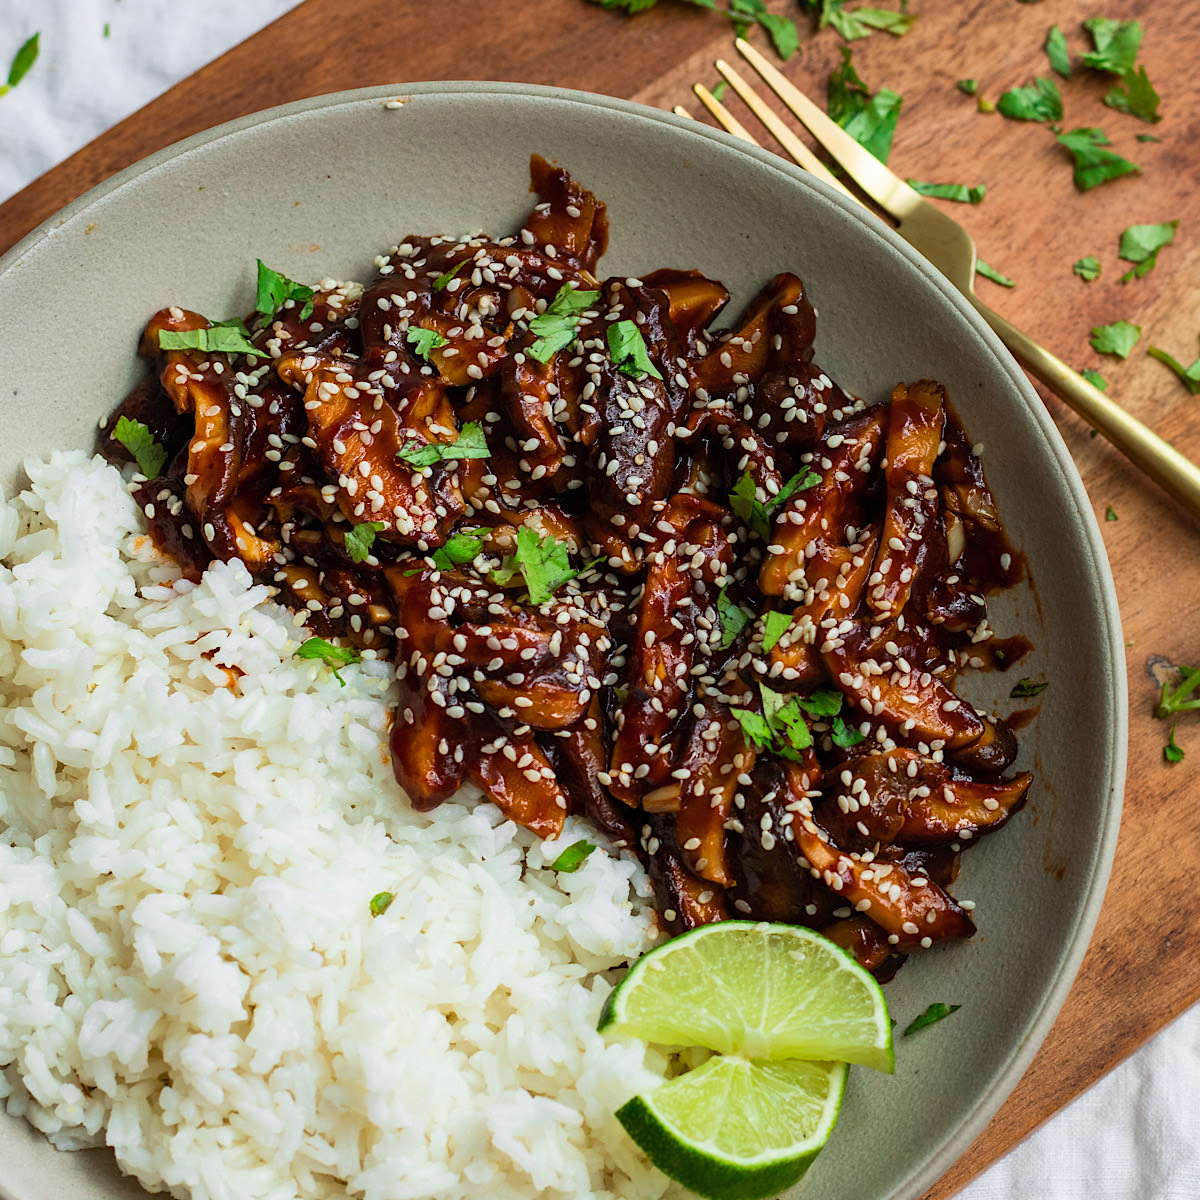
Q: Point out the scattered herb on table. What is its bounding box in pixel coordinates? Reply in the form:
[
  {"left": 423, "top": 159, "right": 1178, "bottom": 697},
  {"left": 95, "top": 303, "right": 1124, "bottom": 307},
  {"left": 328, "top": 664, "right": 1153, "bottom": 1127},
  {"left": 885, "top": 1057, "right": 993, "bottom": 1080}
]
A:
[
  {"left": 370, "top": 891, "right": 395, "bottom": 917},
  {"left": 957, "top": 78, "right": 977, "bottom": 96},
  {"left": 904, "top": 1003, "right": 961, "bottom": 1036},
  {"left": 1165, "top": 725, "right": 1185, "bottom": 764},
  {"left": 809, "top": 0, "right": 917, "bottom": 42},
  {"left": 549, "top": 840, "right": 597, "bottom": 872},
  {"left": 710, "top": 80, "right": 727, "bottom": 102},
  {"left": 1045, "top": 24, "right": 1071, "bottom": 78},
  {"left": 1089, "top": 319, "right": 1141, "bottom": 359},
  {"left": 1080, "top": 368, "right": 1108, "bottom": 391},
  {"left": 1105, "top": 505, "right": 1119, "bottom": 522},
  {"left": 1081, "top": 18, "right": 1142, "bottom": 74},
  {"left": 976, "top": 259, "right": 1015, "bottom": 288},
  {"left": 907, "top": 179, "right": 986, "bottom": 204},
  {"left": 996, "top": 76, "right": 1062, "bottom": 123},
  {"left": 1157, "top": 665, "right": 1200, "bottom": 719},
  {"left": 827, "top": 47, "right": 902, "bottom": 164},
  {"left": 1073, "top": 256, "right": 1102, "bottom": 282},
  {"left": 0, "top": 32, "right": 39, "bottom": 99},
  {"left": 1117, "top": 221, "right": 1178, "bottom": 282},
  {"left": 255, "top": 261, "right": 315, "bottom": 321},
  {"left": 1011, "top": 678, "right": 1048, "bottom": 698},
  {"left": 1056, "top": 127, "right": 1140, "bottom": 191},
  {"left": 1105, "top": 65, "right": 1161, "bottom": 124},
  {"left": 1137, "top": 132, "right": 1161, "bottom": 143},
  {"left": 294, "top": 637, "right": 361, "bottom": 685},
  {"left": 585, "top": 0, "right": 801, "bottom": 59},
  {"left": 396, "top": 420, "right": 490, "bottom": 468},
  {"left": 112, "top": 416, "right": 167, "bottom": 480},
  {"left": 344, "top": 522, "right": 385, "bottom": 564},
  {"left": 158, "top": 319, "right": 265, "bottom": 359},
  {"left": 1147, "top": 341, "right": 1200, "bottom": 395}
]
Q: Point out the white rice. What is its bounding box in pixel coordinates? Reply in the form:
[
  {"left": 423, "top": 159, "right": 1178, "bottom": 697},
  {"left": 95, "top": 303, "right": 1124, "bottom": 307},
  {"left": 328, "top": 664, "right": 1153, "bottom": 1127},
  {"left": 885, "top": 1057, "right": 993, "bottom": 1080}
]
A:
[{"left": 0, "top": 451, "right": 678, "bottom": 1200}]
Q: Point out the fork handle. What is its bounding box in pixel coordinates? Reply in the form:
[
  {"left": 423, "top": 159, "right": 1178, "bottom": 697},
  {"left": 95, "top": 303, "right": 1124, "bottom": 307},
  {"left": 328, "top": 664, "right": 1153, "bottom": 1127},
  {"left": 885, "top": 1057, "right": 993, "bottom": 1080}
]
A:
[{"left": 971, "top": 297, "right": 1200, "bottom": 523}]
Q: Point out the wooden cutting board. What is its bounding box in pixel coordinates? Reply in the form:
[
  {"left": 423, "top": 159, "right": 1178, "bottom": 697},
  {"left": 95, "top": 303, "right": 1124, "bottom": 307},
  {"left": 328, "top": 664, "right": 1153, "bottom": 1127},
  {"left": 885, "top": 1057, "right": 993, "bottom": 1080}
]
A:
[{"left": 3, "top": 1, "right": 1198, "bottom": 1194}]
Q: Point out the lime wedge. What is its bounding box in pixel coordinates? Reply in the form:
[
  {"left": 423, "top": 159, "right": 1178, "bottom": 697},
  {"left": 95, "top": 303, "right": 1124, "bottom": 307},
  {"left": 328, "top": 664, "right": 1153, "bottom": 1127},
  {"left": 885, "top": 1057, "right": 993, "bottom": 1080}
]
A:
[
  {"left": 600, "top": 921, "right": 893, "bottom": 1073},
  {"left": 615, "top": 1055, "right": 847, "bottom": 1200}
]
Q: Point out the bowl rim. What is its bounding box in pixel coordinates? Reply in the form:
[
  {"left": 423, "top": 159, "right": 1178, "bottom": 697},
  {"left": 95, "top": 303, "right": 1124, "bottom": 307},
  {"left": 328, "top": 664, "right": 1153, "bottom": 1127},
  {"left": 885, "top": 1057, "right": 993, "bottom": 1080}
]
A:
[{"left": 0, "top": 79, "right": 1127, "bottom": 1200}]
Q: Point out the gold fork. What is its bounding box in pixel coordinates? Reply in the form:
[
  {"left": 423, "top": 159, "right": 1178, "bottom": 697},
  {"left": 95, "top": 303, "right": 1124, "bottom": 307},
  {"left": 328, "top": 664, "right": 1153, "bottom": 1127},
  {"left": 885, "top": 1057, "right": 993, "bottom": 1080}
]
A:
[{"left": 679, "top": 37, "right": 1200, "bottom": 522}]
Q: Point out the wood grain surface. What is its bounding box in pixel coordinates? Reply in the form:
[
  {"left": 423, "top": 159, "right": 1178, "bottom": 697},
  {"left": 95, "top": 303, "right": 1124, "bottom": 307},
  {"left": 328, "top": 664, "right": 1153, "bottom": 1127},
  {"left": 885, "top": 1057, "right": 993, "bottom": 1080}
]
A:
[{"left": 2, "top": 1, "right": 1198, "bottom": 1196}]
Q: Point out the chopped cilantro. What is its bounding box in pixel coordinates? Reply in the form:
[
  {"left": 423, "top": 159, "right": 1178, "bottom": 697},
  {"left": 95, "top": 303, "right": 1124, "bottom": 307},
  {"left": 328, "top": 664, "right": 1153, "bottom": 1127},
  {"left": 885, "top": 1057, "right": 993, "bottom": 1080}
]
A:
[
  {"left": 1117, "top": 221, "right": 1178, "bottom": 282},
  {"left": 396, "top": 420, "right": 490, "bottom": 468},
  {"left": 957, "top": 79, "right": 977, "bottom": 96},
  {"left": 1137, "top": 133, "right": 1161, "bottom": 143},
  {"left": 433, "top": 258, "right": 469, "bottom": 291},
  {"left": 797, "top": 687, "right": 843, "bottom": 717},
  {"left": 1080, "top": 18, "right": 1142, "bottom": 75},
  {"left": 1010, "top": 678, "right": 1048, "bottom": 698},
  {"left": 975, "top": 259, "right": 1015, "bottom": 288},
  {"left": 819, "top": 1, "right": 917, "bottom": 42},
  {"left": 718, "top": 585, "right": 754, "bottom": 650},
  {"left": 370, "top": 891, "right": 394, "bottom": 917},
  {"left": 977, "top": 95, "right": 997, "bottom": 114},
  {"left": 607, "top": 320, "right": 663, "bottom": 380},
  {"left": 1081, "top": 368, "right": 1108, "bottom": 391},
  {"left": 711, "top": 80, "right": 727, "bottom": 102},
  {"left": 1157, "top": 665, "right": 1200, "bottom": 720},
  {"left": 431, "top": 528, "right": 489, "bottom": 571},
  {"left": 406, "top": 325, "right": 449, "bottom": 360},
  {"left": 730, "top": 466, "right": 820, "bottom": 539},
  {"left": 996, "top": 76, "right": 1062, "bottom": 122},
  {"left": 907, "top": 179, "right": 986, "bottom": 204},
  {"left": 294, "top": 636, "right": 361, "bottom": 686},
  {"left": 734, "top": 683, "right": 814, "bottom": 760},
  {"left": 549, "top": 839, "right": 597, "bottom": 872},
  {"left": 831, "top": 715, "right": 866, "bottom": 748},
  {"left": 158, "top": 320, "right": 265, "bottom": 359},
  {"left": 113, "top": 416, "right": 168, "bottom": 480},
  {"left": 1073, "top": 256, "right": 1102, "bottom": 281},
  {"left": 1147, "top": 342, "right": 1200, "bottom": 395},
  {"left": 344, "top": 521, "right": 384, "bottom": 563},
  {"left": 1105, "top": 505, "right": 1118, "bottom": 522},
  {"left": 761, "top": 610, "right": 793, "bottom": 652},
  {"left": 903, "top": 1003, "right": 961, "bottom": 1036},
  {"left": 255, "top": 260, "right": 314, "bottom": 321},
  {"left": 492, "top": 525, "right": 593, "bottom": 605},
  {"left": 827, "top": 48, "right": 902, "bottom": 164},
  {"left": 1089, "top": 319, "right": 1141, "bottom": 359},
  {"left": 1105, "top": 65, "right": 1161, "bottom": 124},
  {"left": 585, "top": 0, "right": 799, "bottom": 59},
  {"left": 0, "top": 32, "right": 39, "bottom": 98},
  {"left": 527, "top": 284, "right": 601, "bottom": 364},
  {"left": 1165, "top": 725, "right": 1185, "bottom": 764},
  {"left": 1056, "top": 127, "right": 1139, "bottom": 191},
  {"left": 1045, "top": 24, "right": 1071, "bottom": 77}
]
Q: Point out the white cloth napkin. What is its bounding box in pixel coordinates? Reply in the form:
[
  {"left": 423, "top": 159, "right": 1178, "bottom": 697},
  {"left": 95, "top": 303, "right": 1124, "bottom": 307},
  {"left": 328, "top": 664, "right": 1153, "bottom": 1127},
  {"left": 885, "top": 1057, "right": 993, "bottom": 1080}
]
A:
[{"left": 0, "top": 3, "right": 1189, "bottom": 1197}]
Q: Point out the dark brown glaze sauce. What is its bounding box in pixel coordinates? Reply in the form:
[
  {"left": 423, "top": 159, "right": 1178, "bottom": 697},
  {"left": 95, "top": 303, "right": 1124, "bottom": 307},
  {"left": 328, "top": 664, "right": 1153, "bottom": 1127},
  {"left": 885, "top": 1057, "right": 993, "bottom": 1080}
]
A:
[{"left": 100, "top": 157, "right": 1033, "bottom": 979}]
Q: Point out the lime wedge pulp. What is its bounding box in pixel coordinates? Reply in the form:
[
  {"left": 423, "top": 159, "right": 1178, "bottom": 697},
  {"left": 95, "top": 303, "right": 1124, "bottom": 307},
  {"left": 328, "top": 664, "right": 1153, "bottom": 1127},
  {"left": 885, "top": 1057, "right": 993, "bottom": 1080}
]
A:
[
  {"left": 616, "top": 1055, "right": 847, "bottom": 1200},
  {"left": 600, "top": 921, "right": 894, "bottom": 1073}
]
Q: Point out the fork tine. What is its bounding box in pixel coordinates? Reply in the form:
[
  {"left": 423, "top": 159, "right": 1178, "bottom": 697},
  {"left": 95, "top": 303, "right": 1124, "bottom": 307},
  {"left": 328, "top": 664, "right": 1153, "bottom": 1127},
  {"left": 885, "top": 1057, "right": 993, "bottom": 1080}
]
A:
[
  {"left": 673, "top": 104, "right": 694, "bottom": 119},
  {"left": 733, "top": 37, "right": 922, "bottom": 219},
  {"left": 691, "top": 83, "right": 762, "bottom": 146},
  {"left": 713, "top": 60, "right": 855, "bottom": 200}
]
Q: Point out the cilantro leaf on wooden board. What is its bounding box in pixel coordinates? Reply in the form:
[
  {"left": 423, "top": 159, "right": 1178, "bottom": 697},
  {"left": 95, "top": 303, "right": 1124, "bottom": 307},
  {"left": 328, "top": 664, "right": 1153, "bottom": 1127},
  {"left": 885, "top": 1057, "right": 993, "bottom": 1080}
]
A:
[
  {"left": 1073, "top": 256, "right": 1102, "bottom": 281},
  {"left": 1045, "top": 24, "right": 1071, "bottom": 78},
  {"left": 997, "top": 76, "right": 1062, "bottom": 122},
  {"left": 976, "top": 259, "right": 1015, "bottom": 288},
  {"left": 1147, "top": 341, "right": 1200, "bottom": 395},
  {"left": 907, "top": 179, "right": 986, "bottom": 204},
  {"left": 1056, "top": 127, "right": 1139, "bottom": 191},
  {"left": 1117, "top": 221, "right": 1178, "bottom": 282},
  {"left": 1089, "top": 320, "right": 1141, "bottom": 359},
  {"left": 827, "top": 48, "right": 902, "bottom": 164}
]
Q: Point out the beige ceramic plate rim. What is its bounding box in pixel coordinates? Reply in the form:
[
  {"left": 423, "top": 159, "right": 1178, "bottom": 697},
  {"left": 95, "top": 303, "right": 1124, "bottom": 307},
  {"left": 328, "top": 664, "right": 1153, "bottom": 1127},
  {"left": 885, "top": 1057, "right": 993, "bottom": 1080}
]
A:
[{"left": 0, "top": 80, "right": 1126, "bottom": 1200}]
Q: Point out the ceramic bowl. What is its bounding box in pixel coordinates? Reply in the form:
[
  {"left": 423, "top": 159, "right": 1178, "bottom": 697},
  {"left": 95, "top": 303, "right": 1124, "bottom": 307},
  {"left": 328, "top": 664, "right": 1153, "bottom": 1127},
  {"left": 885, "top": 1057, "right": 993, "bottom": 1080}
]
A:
[{"left": 0, "top": 82, "right": 1125, "bottom": 1200}]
